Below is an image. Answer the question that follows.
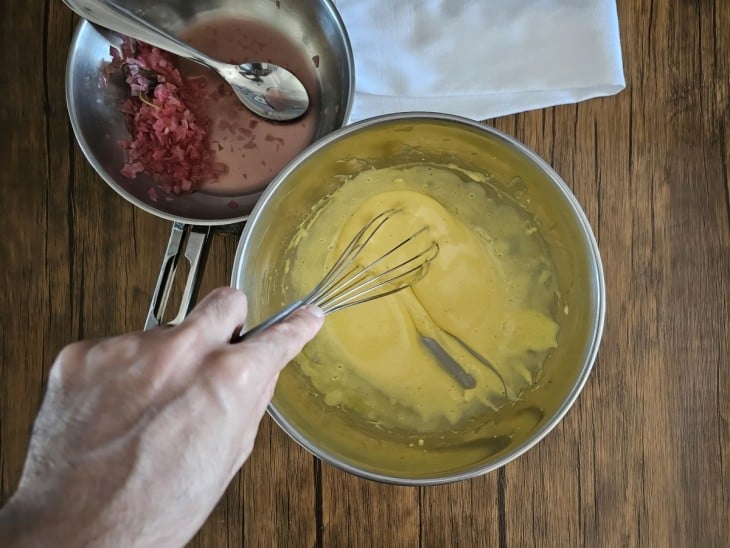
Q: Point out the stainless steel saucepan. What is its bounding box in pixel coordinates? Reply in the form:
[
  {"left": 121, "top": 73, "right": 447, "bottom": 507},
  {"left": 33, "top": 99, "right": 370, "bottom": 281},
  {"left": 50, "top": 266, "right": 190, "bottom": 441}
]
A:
[{"left": 65, "top": 0, "right": 353, "bottom": 328}]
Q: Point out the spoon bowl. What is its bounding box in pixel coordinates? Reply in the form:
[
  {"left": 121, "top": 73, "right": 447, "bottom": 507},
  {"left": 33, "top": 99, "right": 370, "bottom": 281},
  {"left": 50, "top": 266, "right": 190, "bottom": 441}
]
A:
[
  {"left": 220, "top": 62, "right": 309, "bottom": 121},
  {"left": 62, "top": 0, "right": 309, "bottom": 121}
]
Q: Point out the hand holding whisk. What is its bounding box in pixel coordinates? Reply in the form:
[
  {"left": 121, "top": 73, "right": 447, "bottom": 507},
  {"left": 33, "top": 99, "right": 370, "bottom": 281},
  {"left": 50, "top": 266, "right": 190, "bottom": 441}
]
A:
[{"left": 231, "top": 209, "right": 438, "bottom": 342}]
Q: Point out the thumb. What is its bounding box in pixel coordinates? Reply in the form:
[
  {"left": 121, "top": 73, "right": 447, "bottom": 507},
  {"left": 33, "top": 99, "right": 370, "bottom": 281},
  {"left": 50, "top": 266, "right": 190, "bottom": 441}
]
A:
[{"left": 235, "top": 305, "right": 325, "bottom": 374}]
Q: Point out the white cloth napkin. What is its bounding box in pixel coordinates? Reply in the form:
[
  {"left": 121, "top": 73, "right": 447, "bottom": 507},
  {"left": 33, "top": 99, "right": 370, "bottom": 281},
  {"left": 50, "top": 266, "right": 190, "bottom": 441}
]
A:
[{"left": 333, "top": 0, "right": 625, "bottom": 122}]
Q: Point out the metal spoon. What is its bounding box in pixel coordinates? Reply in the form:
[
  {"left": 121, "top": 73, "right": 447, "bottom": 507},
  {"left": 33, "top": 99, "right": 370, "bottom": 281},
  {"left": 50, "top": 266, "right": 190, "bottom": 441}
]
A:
[
  {"left": 61, "top": 0, "right": 309, "bottom": 121},
  {"left": 400, "top": 290, "right": 511, "bottom": 393},
  {"left": 418, "top": 334, "right": 477, "bottom": 389}
]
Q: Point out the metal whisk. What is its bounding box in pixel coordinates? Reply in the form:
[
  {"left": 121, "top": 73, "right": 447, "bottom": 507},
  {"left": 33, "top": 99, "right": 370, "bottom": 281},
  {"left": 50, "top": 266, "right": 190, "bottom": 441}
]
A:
[{"left": 231, "top": 209, "right": 438, "bottom": 342}]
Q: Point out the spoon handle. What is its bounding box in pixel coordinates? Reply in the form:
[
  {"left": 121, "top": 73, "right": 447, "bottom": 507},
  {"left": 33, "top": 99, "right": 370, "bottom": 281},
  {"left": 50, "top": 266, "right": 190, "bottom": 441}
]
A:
[
  {"left": 61, "top": 0, "right": 223, "bottom": 70},
  {"left": 419, "top": 335, "right": 477, "bottom": 390}
]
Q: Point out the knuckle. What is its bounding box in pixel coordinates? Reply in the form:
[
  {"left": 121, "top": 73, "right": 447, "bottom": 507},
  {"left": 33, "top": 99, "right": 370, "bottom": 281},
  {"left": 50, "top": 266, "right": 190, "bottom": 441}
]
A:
[
  {"left": 265, "top": 321, "right": 308, "bottom": 359},
  {"left": 213, "top": 286, "right": 246, "bottom": 303},
  {"left": 166, "top": 321, "right": 201, "bottom": 348},
  {"left": 55, "top": 340, "right": 87, "bottom": 363},
  {"left": 204, "top": 287, "right": 247, "bottom": 317},
  {"left": 92, "top": 333, "right": 139, "bottom": 360},
  {"left": 206, "top": 349, "right": 253, "bottom": 387},
  {"left": 143, "top": 330, "right": 196, "bottom": 375},
  {"left": 269, "top": 320, "right": 299, "bottom": 341},
  {"left": 51, "top": 340, "right": 93, "bottom": 380}
]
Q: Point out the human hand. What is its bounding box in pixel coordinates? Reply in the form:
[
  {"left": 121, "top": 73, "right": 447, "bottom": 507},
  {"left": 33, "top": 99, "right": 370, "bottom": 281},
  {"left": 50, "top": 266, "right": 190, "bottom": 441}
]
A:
[{"left": 0, "top": 287, "right": 323, "bottom": 547}]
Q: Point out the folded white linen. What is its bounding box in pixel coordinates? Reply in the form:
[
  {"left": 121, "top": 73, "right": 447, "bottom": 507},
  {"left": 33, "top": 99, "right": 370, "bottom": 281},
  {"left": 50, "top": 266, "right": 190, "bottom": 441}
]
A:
[{"left": 333, "top": 0, "right": 626, "bottom": 121}]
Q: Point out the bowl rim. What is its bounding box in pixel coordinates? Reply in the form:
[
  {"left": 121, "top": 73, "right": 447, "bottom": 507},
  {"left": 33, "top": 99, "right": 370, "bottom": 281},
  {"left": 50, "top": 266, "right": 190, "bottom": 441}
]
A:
[{"left": 231, "top": 111, "right": 606, "bottom": 485}]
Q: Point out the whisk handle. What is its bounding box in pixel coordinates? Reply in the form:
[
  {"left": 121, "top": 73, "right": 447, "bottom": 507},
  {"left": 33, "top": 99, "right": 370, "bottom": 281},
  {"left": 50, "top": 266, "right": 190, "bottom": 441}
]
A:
[{"left": 230, "top": 300, "right": 307, "bottom": 343}]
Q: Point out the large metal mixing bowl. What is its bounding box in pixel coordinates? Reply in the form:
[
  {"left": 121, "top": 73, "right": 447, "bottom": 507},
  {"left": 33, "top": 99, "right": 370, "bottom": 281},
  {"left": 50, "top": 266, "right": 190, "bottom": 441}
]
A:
[{"left": 231, "top": 113, "right": 605, "bottom": 485}]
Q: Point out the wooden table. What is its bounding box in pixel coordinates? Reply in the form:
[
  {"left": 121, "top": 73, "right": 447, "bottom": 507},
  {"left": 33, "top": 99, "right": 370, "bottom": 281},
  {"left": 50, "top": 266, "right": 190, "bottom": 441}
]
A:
[{"left": 1, "top": 1, "right": 728, "bottom": 546}]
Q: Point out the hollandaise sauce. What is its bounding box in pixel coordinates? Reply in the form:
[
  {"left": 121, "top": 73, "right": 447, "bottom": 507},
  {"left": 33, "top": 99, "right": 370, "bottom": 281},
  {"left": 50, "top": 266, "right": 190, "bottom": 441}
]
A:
[{"left": 283, "top": 163, "right": 560, "bottom": 433}]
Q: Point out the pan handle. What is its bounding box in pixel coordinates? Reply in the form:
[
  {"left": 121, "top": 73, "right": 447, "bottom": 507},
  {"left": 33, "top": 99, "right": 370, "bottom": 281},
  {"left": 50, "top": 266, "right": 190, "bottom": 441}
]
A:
[{"left": 144, "top": 222, "right": 212, "bottom": 330}]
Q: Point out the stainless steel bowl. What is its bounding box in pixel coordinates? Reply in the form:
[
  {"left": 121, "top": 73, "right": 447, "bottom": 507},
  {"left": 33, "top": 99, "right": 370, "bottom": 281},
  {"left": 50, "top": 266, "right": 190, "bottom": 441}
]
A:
[
  {"left": 231, "top": 113, "right": 605, "bottom": 485},
  {"left": 65, "top": 0, "right": 354, "bottom": 326}
]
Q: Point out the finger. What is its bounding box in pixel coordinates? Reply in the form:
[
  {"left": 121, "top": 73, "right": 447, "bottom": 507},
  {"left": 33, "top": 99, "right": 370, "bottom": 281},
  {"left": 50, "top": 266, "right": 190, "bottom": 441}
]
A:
[
  {"left": 201, "top": 305, "right": 324, "bottom": 411},
  {"left": 178, "top": 287, "right": 248, "bottom": 345},
  {"left": 48, "top": 339, "right": 100, "bottom": 388},
  {"left": 221, "top": 306, "right": 324, "bottom": 394},
  {"left": 235, "top": 305, "right": 324, "bottom": 376}
]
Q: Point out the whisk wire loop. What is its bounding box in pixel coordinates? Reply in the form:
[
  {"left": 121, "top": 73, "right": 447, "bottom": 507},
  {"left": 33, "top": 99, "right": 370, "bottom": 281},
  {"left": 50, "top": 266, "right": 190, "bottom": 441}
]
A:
[
  {"left": 232, "top": 208, "right": 437, "bottom": 341},
  {"left": 315, "top": 241, "right": 439, "bottom": 313},
  {"left": 306, "top": 208, "right": 398, "bottom": 304}
]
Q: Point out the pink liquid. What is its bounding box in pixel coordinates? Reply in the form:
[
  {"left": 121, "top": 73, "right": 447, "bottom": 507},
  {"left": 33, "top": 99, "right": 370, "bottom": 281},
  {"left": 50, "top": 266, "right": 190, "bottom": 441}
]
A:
[{"left": 178, "top": 18, "right": 320, "bottom": 195}]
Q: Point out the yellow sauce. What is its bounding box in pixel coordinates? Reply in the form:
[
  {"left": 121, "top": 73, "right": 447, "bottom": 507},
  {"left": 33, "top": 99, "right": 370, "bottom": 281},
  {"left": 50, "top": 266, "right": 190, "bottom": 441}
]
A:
[{"left": 285, "top": 164, "right": 559, "bottom": 432}]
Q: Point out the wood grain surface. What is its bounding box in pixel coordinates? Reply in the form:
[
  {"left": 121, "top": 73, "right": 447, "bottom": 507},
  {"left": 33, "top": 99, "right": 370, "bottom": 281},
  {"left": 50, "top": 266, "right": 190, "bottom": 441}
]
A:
[{"left": 1, "top": 0, "right": 728, "bottom": 546}]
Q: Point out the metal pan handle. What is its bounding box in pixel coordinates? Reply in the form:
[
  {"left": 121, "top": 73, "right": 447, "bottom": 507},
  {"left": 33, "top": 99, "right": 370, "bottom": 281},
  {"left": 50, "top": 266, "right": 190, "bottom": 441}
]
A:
[{"left": 144, "top": 222, "right": 212, "bottom": 330}]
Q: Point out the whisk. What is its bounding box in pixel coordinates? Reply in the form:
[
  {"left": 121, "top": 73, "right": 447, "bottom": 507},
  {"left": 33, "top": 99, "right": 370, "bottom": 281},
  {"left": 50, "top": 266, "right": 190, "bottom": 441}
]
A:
[{"left": 231, "top": 208, "right": 438, "bottom": 342}]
